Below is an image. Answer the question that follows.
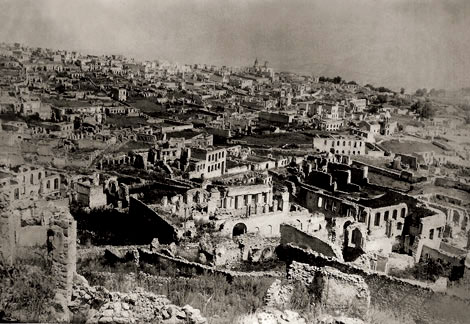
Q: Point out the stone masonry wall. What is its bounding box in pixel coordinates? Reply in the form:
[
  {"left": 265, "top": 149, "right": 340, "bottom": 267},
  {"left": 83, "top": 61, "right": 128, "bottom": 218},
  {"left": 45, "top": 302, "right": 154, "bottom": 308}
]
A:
[
  {"left": 434, "top": 177, "right": 470, "bottom": 193},
  {"left": 0, "top": 199, "right": 77, "bottom": 304},
  {"left": 48, "top": 214, "right": 77, "bottom": 302},
  {"left": 288, "top": 261, "right": 370, "bottom": 321},
  {"left": 138, "top": 248, "right": 281, "bottom": 279},
  {"left": 129, "top": 197, "right": 178, "bottom": 244},
  {"left": 279, "top": 244, "right": 470, "bottom": 324},
  {"left": 0, "top": 205, "right": 18, "bottom": 264},
  {"left": 280, "top": 223, "right": 343, "bottom": 260}
]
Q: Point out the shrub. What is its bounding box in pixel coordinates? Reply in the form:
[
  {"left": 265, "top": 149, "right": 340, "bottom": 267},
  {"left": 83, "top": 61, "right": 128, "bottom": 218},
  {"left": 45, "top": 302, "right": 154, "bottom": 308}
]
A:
[
  {"left": 389, "top": 259, "right": 451, "bottom": 282},
  {"left": 0, "top": 258, "right": 56, "bottom": 322}
]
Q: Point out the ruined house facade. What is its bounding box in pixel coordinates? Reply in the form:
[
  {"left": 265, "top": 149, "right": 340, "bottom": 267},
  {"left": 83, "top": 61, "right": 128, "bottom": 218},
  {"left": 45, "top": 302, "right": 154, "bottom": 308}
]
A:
[
  {"left": 0, "top": 165, "right": 61, "bottom": 203},
  {"left": 154, "top": 172, "right": 313, "bottom": 238}
]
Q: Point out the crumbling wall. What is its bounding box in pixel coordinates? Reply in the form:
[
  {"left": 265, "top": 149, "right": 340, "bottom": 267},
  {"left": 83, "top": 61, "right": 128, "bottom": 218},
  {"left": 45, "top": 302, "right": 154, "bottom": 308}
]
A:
[
  {"left": 129, "top": 197, "right": 178, "bottom": 244},
  {"left": 279, "top": 244, "right": 470, "bottom": 324},
  {"left": 280, "top": 224, "right": 342, "bottom": 260},
  {"left": 352, "top": 160, "right": 409, "bottom": 181},
  {"left": 0, "top": 198, "right": 77, "bottom": 306},
  {"left": 138, "top": 248, "right": 281, "bottom": 279},
  {"left": 0, "top": 204, "right": 18, "bottom": 264},
  {"left": 48, "top": 213, "right": 77, "bottom": 302},
  {"left": 288, "top": 261, "right": 370, "bottom": 320}
]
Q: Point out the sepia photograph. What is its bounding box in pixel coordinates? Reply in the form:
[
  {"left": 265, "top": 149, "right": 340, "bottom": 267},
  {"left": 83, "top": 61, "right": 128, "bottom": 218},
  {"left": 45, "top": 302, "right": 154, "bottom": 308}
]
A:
[{"left": 0, "top": 0, "right": 469, "bottom": 323}]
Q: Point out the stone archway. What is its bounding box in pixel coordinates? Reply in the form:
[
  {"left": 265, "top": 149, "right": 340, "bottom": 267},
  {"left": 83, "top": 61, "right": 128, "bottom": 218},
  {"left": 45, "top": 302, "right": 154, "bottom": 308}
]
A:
[
  {"left": 232, "top": 223, "right": 247, "bottom": 237},
  {"left": 343, "top": 220, "right": 352, "bottom": 246}
]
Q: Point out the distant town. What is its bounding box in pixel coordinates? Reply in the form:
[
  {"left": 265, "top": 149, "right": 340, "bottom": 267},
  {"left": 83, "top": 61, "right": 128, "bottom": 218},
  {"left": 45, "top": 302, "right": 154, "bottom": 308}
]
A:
[{"left": 1, "top": 41, "right": 470, "bottom": 324}]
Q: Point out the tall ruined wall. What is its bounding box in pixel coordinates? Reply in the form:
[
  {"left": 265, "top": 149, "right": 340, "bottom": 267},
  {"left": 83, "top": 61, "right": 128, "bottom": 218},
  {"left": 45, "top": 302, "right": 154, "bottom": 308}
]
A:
[
  {"left": 0, "top": 204, "right": 18, "bottom": 264},
  {"left": 279, "top": 244, "right": 470, "bottom": 324},
  {"left": 280, "top": 224, "right": 343, "bottom": 260},
  {"left": 0, "top": 199, "right": 77, "bottom": 303},
  {"left": 129, "top": 197, "right": 178, "bottom": 244},
  {"left": 48, "top": 215, "right": 77, "bottom": 302}
]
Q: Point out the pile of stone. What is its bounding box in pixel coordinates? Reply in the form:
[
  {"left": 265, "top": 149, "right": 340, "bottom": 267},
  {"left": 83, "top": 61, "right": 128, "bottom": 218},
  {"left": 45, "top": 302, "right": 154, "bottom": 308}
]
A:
[
  {"left": 237, "top": 307, "right": 307, "bottom": 324},
  {"left": 70, "top": 274, "right": 206, "bottom": 324}
]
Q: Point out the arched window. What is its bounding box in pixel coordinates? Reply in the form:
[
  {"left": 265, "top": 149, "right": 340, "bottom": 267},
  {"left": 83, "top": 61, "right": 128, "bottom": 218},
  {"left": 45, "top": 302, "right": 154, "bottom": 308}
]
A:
[
  {"left": 401, "top": 208, "right": 406, "bottom": 218},
  {"left": 232, "top": 223, "right": 247, "bottom": 237},
  {"left": 392, "top": 210, "right": 398, "bottom": 220}
]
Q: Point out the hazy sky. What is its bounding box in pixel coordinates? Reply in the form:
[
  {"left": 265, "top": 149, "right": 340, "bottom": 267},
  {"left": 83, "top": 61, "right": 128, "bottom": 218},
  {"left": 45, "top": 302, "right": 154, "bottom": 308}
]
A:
[{"left": 1, "top": 0, "right": 469, "bottom": 91}]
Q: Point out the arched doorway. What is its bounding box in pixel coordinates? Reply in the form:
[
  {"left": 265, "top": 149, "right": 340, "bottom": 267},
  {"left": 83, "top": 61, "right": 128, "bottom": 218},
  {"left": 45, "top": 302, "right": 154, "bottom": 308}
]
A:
[
  {"left": 232, "top": 223, "right": 247, "bottom": 237},
  {"left": 343, "top": 220, "right": 352, "bottom": 246},
  {"left": 352, "top": 228, "right": 363, "bottom": 249}
]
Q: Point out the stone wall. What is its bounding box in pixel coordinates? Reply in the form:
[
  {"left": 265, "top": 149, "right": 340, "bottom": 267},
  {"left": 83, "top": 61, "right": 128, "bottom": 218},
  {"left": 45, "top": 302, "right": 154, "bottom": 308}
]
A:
[
  {"left": 129, "top": 197, "right": 178, "bottom": 244},
  {"left": 280, "top": 224, "right": 342, "bottom": 260},
  {"left": 352, "top": 160, "right": 419, "bottom": 182},
  {"left": 0, "top": 199, "right": 77, "bottom": 304},
  {"left": 48, "top": 213, "right": 77, "bottom": 302},
  {"left": 279, "top": 244, "right": 470, "bottom": 324},
  {"left": 218, "top": 208, "right": 312, "bottom": 238},
  {"left": 0, "top": 202, "right": 18, "bottom": 264},
  {"left": 435, "top": 177, "right": 470, "bottom": 193},
  {"left": 288, "top": 261, "right": 370, "bottom": 320},
  {"left": 138, "top": 248, "right": 281, "bottom": 279}
]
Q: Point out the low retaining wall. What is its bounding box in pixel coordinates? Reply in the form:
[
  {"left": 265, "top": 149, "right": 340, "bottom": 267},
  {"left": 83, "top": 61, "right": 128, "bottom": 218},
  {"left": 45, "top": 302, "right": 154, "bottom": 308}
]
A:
[{"left": 138, "top": 248, "right": 282, "bottom": 279}]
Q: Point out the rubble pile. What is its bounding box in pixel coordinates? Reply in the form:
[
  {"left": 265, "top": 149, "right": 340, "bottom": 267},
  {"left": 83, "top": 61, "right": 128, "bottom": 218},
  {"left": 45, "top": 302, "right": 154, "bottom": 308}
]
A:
[
  {"left": 70, "top": 274, "right": 207, "bottom": 324},
  {"left": 237, "top": 307, "right": 307, "bottom": 324}
]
